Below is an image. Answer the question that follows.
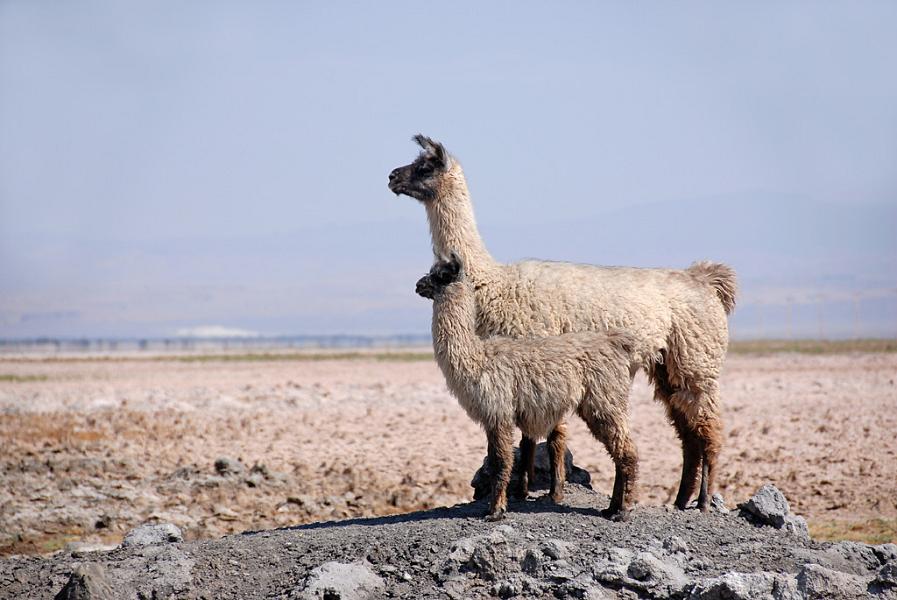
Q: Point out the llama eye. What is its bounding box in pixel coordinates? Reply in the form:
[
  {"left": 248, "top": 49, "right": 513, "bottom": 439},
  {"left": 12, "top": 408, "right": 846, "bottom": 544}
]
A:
[{"left": 417, "top": 164, "right": 434, "bottom": 175}]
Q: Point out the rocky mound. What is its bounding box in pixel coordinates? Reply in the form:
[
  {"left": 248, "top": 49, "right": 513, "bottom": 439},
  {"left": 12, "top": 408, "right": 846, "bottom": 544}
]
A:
[{"left": 1, "top": 483, "right": 895, "bottom": 600}]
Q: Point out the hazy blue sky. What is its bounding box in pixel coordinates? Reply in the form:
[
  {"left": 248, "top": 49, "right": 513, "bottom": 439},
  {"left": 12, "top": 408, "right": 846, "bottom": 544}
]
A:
[{"left": 1, "top": 2, "right": 896, "bottom": 339}]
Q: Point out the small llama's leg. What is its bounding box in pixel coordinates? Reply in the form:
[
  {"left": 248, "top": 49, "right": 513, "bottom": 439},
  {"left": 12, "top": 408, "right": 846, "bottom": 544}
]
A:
[
  {"left": 512, "top": 435, "right": 536, "bottom": 500},
  {"left": 485, "top": 424, "right": 516, "bottom": 521},
  {"left": 547, "top": 422, "right": 568, "bottom": 503}
]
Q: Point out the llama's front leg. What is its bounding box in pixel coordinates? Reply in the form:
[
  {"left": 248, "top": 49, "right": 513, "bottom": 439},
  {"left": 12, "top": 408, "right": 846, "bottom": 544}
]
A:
[
  {"left": 485, "top": 424, "right": 515, "bottom": 521},
  {"left": 547, "top": 422, "right": 568, "bottom": 503},
  {"left": 512, "top": 435, "right": 536, "bottom": 500}
]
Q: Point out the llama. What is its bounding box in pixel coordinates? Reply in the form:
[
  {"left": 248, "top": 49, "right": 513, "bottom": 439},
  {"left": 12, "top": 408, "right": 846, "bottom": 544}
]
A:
[
  {"left": 417, "top": 255, "right": 639, "bottom": 521},
  {"left": 390, "top": 135, "right": 737, "bottom": 511}
]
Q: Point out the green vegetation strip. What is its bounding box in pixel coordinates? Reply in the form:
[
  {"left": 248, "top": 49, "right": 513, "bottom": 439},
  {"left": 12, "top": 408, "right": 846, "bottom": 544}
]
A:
[
  {"left": 729, "top": 339, "right": 897, "bottom": 355},
  {"left": 810, "top": 518, "right": 897, "bottom": 545},
  {"left": 0, "top": 374, "right": 49, "bottom": 382},
  {"left": 170, "top": 351, "right": 435, "bottom": 363}
]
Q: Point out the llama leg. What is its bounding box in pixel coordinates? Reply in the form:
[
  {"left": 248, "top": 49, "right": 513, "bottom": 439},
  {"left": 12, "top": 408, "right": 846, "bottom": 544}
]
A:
[
  {"left": 667, "top": 404, "right": 703, "bottom": 510},
  {"left": 580, "top": 406, "right": 638, "bottom": 520},
  {"left": 486, "top": 424, "right": 515, "bottom": 521},
  {"left": 693, "top": 400, "right": 723, "bottom": 511},
  {"left": 652, "top": 359, "right": 702, "bottom": 510},
  {"left": 547, "top": 423, "right": 567, "bottom": 503},
  {"left": 512, "top": 435, "right": 536, "bottom": 500},
  {"left": 668, "top": 381, "right": 723, "bottom": 511}
]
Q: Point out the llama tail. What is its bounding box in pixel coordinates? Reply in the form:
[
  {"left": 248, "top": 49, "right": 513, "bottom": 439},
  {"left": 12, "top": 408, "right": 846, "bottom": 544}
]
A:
[{"left": 686, "top": 261, "right": 737, "bottom": 315}]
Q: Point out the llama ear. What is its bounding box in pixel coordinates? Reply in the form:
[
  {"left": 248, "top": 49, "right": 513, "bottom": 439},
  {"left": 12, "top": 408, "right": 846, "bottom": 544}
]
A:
[
  {"left": 413, "top": 134, "right": 448, "bottom": 169},
  {"left": 448, "top": 251, "right": 463, "bottom": 275}
]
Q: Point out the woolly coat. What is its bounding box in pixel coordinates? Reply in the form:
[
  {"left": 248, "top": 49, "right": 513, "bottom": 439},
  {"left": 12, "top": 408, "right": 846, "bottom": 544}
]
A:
[
  {"left": 431, "top": 278, "right": 636, "bottom": 439},
  {"left": 425, "top": 162, "right": 736, "bottom": 405}
]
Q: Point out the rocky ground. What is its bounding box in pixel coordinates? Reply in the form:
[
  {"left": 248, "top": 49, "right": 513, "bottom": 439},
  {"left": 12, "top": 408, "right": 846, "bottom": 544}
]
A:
[
  {"left": 2, "top": 483, "right": 896, "bottom": 599},
  {"left": 1, "top": 351, "right": 895, "bottom": 557}
]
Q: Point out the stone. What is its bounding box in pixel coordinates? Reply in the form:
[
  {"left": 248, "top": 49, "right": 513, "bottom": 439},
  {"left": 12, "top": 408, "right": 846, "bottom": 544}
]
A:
[
  {"left": 299, "top": 561, "right": 384, "bottom": 600},
  {"left": 214, "top": 456, "right": 245, "bottom": 476},
  {"left": 797, "top": 563, "right": 869, "bottom": 600},
  {"left": 827, "top": 541, "right": 882, "bottom": 573},
  {"left": 873, "top": 543, "right": 897, "bottom": 565},
  {"left": 689, "top": 571, "right": 800, "bottom": 600},
  {"left": 624, "top": 551, "right": 688, "bottom": 596},
  {"left": 471, "top": 442, "right": 591, "bottom": 500},
  {"left": 663, "top": 535, "right": 689, "bottom": 555},
  {"left": 65, "top": 542, "right": 117, "bottom": 558},
  {"left": 710, "top": 493, "right": 729, "bottom": 514},
  {"left": 541, "top": 539, "right": 575, "bottom": 561},
  {"left": 54, "top": 564, "right": 114, "bottom": 600},
  {"left": 121, "top": 523, "right": 183, "bottom": 547},
  {"left": 521, "top": 549, "right": 541, "bottom": 574},
  {"left": 876, "top": 562, "right": 897, "bottom": 587},
  {"left": 781, "top": 515, "right": 809, "bottom": 539},
  {"left": 740, "top": 484, "right": 790, "bottom": 528},
  {"left": 592, "top": 547, "right": 634, "bottom": 585}
]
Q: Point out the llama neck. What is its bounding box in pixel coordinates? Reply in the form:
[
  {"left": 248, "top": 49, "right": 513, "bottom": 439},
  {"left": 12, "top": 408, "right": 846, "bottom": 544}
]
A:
[
  {"left": 425, "top": 166, "right": 496, "bottom": 272},
  {"left": 431, "top": 283, "right": 486, "bottom": 385}
]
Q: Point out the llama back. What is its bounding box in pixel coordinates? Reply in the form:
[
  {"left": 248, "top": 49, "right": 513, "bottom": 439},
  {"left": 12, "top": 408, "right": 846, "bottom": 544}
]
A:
[{"left": 474, "top": 260, "right": 708, "bottom": 365}]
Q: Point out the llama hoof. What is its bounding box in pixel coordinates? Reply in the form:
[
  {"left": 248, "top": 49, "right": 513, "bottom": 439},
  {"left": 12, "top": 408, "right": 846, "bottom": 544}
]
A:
[
  {"left": 484, "top": 508, "right": 506, "bottom": 522},
  {"left": 600, "top": 508, "right": 630, "bottom": 522}
]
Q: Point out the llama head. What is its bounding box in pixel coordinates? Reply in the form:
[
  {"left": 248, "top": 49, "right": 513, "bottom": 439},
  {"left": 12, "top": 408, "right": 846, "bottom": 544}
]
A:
[
  {"left": 415, "top": 252, "right": 463, "bottom": 299},
  {"left": 388, "top": 134, "right": 453, "bottom": 202}
]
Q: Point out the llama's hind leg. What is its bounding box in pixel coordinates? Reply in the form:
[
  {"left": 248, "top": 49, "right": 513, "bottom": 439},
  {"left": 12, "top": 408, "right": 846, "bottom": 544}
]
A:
[
  {"left": 692, "top": 396, "right": 723, "bottom": 511},
  {"left": 512, "top": 435, "right": 536, "bottom": 501},
  {"left": 547, "top": 423, "right": 567, "bottom": 503},
  {"left": 653, "top": 358, "right": 702, "bottom": 510},
  {"left": 485, "top": 424, "right": 516, "bottom": 521},
  {"left": 666, "top": 404, "right": 703, "bottom": 510},
  {"left": 668, "top": 382, "right": 723, "bottom": 512}
]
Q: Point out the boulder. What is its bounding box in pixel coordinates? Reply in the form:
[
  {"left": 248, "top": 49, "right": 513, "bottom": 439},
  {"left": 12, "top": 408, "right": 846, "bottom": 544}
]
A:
[
  {"left": 471, "top": 442, "right": 591, "bottom": 500},
  {"left": 54, "top": 564, "right": 114, "bottom": 600},
  {"left": 797, "top": 563, "right": 870, "bottom": 599},
  {"left": 739, "top": 484, "right": 790, "bottom": 527},
  {"left": 121, "top": 523, "right": 183, "bottom": 547},
  {"left": 299, "top": 561, "right": 384, "bottom": 600}
]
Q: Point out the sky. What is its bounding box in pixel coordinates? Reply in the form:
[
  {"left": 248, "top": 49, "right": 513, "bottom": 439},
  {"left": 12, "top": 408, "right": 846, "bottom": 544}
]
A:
[{"left": 1, "top": 2, "right": 896, "bottom": 340}]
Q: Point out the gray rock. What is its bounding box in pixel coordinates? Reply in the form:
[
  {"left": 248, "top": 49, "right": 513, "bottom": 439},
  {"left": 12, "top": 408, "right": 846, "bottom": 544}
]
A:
[
  {"left": 797, "top": 563, "right": 869, "bottom": 599},
  {"left": 624, "top": 551, "right": 688, "bottom": 596},
  {"left": 592, "top": 547, "right": 634, "bottom": 585},
  {"left": 710, "top": 493, "right": 729, "bottom": 514},
  {"left": 471, "top": 442, "right": 591, "bottom": 500},
  {"left": 827, "top": 541, "right": 882, "bottom": 573},
  {"left": 663, "top": 535, "right": 689, "bottom": 555},
  {"left": 54, "top": 564, "right": 114, "bottom": 600},
  {"left": 781, "top": 515, "right": 809, "bottom": 539},
  {"left": 521, "top": 548, "right": 542, "bottom": 574},
  {"left": 121, "top": 523, "right": 183, "bottom": 547},
  {"left": 877, "top": 562, "right": 897, "bottom": 587},
  {"left": 299, "top": 561, "right": 384, "bottom": 600},
  {"left": 874, "top": 543, "right": 897, "bottom": 565},
  {"left": 214, "top": 456, "right": 245, "bottom": 476},
  {"left": 440, "top": 531, "right": 514, "bottom": 583},
  {"left": 64, "top": 542, "right": 117, "bottom": 558},
  {"left": 541, "top": 539, "right": 575, "bottom": 561},
  {"left": 740, "top": 484, "right": 790, "bottom": 527},
  {"left": 689, "top": 571, "right": 800, "bottom": 600}
]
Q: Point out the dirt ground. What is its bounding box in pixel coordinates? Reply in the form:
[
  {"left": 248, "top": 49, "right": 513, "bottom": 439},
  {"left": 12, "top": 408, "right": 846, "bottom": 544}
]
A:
[{"left": 1, "top": 350, "right": 895, "bottom": 556}]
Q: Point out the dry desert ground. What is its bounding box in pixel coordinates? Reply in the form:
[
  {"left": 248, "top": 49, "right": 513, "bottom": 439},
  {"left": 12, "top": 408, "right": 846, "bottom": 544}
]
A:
[{"left": 1, "top": 345, "right": 895, "bottom": 556}]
